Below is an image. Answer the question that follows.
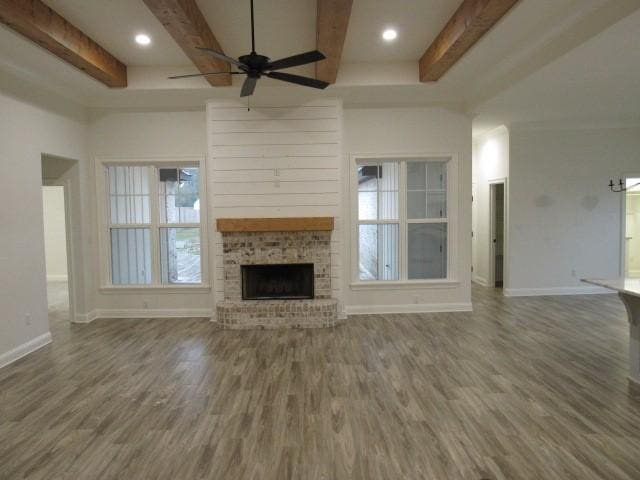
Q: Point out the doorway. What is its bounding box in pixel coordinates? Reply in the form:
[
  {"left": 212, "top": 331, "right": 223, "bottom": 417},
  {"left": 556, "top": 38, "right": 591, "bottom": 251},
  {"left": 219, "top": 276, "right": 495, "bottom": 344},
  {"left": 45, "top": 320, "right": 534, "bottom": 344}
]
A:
[
  {"left": 624, "top": 177, "right": 640, "bottom": 277},
  {"left": 490, "top": 181, "right": 505, "bottom": 288},
  {"left": 42, "top": 186, "right": 70, "bottom": 325},
  {"left": 42, "top": 154, "right": 78, "bottom": 325}
]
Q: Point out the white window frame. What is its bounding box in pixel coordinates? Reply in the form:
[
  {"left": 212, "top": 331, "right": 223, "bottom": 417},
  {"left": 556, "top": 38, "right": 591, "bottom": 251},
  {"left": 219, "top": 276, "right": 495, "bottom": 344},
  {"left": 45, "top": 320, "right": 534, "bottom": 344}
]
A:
[
  {"left": 350, "top": 153, "right": 459, "bottom": 289},
  {"left": 96, "top": 156, "right": 210, "bottom": 292},
  {"left": 620, "top": 172, "right": 640, "bottom": 278}
]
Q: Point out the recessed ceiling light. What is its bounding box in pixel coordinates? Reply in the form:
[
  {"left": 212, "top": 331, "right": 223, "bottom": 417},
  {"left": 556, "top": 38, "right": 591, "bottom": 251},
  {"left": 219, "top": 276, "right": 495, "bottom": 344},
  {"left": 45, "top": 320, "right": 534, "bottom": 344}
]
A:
[
  {"left": 382, "top": 29, "right": 397, "bottom": 42},
  {"left": 135, "top": 33, "right": 151, "bottom": 46}
]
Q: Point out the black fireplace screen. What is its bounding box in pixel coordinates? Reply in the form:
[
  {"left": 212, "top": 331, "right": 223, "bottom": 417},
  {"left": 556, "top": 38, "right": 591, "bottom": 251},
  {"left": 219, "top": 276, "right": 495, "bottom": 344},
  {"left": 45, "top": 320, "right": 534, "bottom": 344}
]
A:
[{"left": 241, "top": 263, "right": 314, "bottom": 300}]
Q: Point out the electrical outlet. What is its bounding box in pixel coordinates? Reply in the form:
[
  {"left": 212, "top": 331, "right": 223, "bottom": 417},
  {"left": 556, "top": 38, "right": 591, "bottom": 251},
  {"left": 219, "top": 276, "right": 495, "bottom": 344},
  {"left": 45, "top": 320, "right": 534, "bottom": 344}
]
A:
[
  {"left": 143, "top": 301, "right": 149, "bottom": 309},
  {"left": 25, "top": 313, "right": 31, "bottom": 326},
  {"left": 571, "top": 269, "right": 576, "bottom": 277},
  {"left": 413, "top": 295, "right": 420, "bottom": 304},
  {"left": 274, "top": 180, "right": 281, "bottom": 188}
]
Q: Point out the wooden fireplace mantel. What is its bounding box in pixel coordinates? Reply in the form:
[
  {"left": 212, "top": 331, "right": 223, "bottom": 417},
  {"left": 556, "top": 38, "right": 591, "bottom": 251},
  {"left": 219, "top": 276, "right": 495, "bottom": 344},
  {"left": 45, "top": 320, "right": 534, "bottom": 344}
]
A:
[{"left": 216, "top": 217, "right": 334, "bottom": 233}]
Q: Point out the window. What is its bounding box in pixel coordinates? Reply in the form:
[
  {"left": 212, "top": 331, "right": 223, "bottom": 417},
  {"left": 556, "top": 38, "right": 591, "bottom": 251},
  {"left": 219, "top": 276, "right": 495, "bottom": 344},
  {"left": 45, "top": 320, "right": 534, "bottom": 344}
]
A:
[
  {"left": 104, "top": 163, "right": 204, "bottom": 286},
  {"left": 406, "top": 161, "right": 447, "bottom": 280},
  {"left": 356, "top": 157, "right": 449, "bottom": 282},
  {"left": 357, "top": 162, "right": 400, "bottom": 281}
]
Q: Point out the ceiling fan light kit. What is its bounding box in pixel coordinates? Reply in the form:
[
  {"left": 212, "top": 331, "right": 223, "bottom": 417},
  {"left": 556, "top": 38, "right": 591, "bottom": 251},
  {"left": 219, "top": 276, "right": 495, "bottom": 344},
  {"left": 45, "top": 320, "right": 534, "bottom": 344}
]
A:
[{"left": 169, "top": 0, "right": 329, "bottom": 98}]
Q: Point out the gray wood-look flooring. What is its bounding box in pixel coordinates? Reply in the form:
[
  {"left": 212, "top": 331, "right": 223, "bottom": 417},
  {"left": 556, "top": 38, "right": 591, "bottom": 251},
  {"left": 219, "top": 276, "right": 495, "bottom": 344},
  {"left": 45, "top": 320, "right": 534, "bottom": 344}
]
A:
[{"left": 1, "top": 285, "right": 640, "bottom": 479}]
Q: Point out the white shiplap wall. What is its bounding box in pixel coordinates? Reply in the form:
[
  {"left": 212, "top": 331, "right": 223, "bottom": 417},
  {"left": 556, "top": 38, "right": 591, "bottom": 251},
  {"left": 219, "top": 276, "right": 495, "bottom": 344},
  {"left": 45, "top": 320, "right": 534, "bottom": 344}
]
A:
[{"left": 206, "top": 100, "right": 343, "bottom": 312}]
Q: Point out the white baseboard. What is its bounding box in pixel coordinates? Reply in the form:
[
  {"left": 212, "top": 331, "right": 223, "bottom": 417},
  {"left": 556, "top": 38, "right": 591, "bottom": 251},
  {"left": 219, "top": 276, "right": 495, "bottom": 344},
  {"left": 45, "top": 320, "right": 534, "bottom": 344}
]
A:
[
  {"left": 504, "top": 286, "right": 612, "bottom": 297},
  {"left": 47, "top": 274, "right": 68, "bottom": 282},
  {"left": 0, "top": 332, "right": 52, "bottom": 369},
  {"left": 345, "top": 302, "right": 472, "bottom": 316},
  {"left": 73, "top": 310, "right": 99, "bottom": 323},
  {"left": 472, "top": 276, "right": 489, "bottom": 287},
  {"left": 73, "top": 308, "right": 214, "bottom": 323}
]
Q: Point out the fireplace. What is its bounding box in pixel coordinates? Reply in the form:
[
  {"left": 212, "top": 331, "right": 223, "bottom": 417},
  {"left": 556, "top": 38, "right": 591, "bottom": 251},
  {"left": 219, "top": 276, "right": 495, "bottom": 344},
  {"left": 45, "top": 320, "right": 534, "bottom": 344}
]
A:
[
  {"left": 216, "top": 218, "right": 338, "bottom": 329},
  {"left": 242, "top": 263, "right": 314, "bottom": 300}
]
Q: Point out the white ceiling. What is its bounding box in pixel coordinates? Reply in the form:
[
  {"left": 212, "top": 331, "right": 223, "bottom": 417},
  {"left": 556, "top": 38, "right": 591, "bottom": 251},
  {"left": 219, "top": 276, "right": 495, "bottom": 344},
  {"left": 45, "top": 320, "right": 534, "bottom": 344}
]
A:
[
  {"left": 342, "top": 0, "right": 460, "bottom": 63},
  {"left": 473, "top": 4, "right": 640, "bottom": 133},
  {"left": 44, "top": 0, "right": 189, "bottom": 66},
  {"left": 0, "top": 0, "right": 639, "bottom": 128},
  {"left": 45, "top": 0, "right": 460, "bottom": 66}
]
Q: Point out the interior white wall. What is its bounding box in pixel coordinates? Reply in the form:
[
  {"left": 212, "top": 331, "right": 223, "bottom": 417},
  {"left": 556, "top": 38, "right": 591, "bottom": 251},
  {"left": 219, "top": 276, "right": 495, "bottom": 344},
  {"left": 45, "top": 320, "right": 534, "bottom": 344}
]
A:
[
  {"left": 472, "top": 126, "right": 509, "bottom": 287},
  {"left": 42, "top": 186, "right": 68, "bottom": 280},
  {"left": 342, "top": 107, "right": 472, "bottom": 313},
  {"left": 0, "top": 88, "right": 87, "bottom": 365},
  {"left": 507, "top": 125, "right": 640, "bottom": 295},
  {"left": 87, "top": 110, "right": 214, "bottom": 314}
]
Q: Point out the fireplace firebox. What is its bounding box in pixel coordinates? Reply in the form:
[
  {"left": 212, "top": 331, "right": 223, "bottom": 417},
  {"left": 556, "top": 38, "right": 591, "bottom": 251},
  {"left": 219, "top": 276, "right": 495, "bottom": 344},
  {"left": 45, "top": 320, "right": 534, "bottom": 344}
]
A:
[{"left": 241, "top": 263, "right": 314, "bottom": 300}]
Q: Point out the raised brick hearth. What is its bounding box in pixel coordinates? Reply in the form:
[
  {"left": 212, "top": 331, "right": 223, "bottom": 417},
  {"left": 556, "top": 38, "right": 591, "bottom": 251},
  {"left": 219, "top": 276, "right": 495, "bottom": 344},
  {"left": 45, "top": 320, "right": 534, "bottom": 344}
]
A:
[
  {"left": 216, "top": 299, "right": 338, "bottom": 329},
  {"left": 216, "top": 220, "right": 339, "bottom": 329}
]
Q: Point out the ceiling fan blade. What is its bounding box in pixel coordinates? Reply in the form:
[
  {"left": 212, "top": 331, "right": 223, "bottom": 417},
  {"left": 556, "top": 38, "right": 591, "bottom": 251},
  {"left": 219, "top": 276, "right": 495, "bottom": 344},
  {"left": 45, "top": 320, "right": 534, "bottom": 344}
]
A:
[
  {"left": 168, "top": 71, "right": 245, "bottom": 79},
  {"left": 266, "top": 71, "right": 329, "bottom": 90},
  {"left": 196, "top": 47, "right": 245, "bottom": 68},
  {"left": 266, "top": 50, "right": 326, "bottom": 71},
  {"left": 241, "top": 76, "right": 258, "bottom": 97}
]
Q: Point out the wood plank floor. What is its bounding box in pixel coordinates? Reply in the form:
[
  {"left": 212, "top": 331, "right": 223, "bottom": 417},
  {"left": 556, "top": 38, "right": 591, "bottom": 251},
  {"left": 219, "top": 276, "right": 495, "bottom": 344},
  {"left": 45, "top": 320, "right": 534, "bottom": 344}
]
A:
[{"left": 1, "top": 286, "right": 640, "bottom": 479}]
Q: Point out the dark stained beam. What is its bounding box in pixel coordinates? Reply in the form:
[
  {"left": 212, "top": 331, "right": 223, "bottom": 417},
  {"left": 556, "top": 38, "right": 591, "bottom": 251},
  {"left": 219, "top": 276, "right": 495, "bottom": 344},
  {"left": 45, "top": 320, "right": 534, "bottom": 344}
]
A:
[
  {"left": 316, "top": 0, "right": 353, "bottom": 84},
  {"left": 420, "top": 0, "right": 520, "bottom": 82},
  {"left": 143, "top": 0, "right": 231, "bottom": 87},
  {"left": 0, "top": 0, "right": 127, "bottom": 88}
]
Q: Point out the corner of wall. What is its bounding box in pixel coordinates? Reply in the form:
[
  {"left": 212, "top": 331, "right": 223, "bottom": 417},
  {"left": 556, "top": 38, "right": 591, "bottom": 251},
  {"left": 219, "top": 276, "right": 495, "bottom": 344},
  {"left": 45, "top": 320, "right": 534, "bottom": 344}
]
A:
[{"left": 0, "top": 332, "right": 52, "bottom": 370}]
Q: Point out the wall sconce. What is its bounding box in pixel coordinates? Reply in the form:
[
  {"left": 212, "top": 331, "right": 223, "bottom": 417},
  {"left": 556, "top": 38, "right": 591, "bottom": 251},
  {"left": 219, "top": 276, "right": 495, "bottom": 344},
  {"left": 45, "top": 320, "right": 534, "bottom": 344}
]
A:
[{"left": 609, "top": 178, "right": 640, "bottom": 192}]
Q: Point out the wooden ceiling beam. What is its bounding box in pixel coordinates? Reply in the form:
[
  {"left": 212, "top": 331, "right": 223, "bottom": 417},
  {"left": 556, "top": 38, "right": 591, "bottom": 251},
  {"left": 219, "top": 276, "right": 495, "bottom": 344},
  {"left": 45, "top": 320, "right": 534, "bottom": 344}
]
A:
[
  {"left": 420, "top": 0, "right": 520, "bottom": 82},
  {"left": 143, "top": 0, "right": 231, "bottom": 87},
  {"left": 316, "top": 0, "right": 353, "bottom": 84},
  {"left": 0, "top": 0, "right": 127, "bottom": 88}
]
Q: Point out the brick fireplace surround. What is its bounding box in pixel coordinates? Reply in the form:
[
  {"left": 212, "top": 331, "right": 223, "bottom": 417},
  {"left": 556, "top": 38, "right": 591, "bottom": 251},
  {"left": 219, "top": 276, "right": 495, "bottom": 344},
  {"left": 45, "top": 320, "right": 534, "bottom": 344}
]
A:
[{"left": 216, "top": 218, "right": 339, "bottom": 329}]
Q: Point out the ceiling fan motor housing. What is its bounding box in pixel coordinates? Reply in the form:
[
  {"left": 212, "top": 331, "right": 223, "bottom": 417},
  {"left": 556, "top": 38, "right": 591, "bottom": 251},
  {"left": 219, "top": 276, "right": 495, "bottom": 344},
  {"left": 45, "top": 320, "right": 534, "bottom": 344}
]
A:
[{"left": 239, "top": 53, "right": 271, "bottom": 77}]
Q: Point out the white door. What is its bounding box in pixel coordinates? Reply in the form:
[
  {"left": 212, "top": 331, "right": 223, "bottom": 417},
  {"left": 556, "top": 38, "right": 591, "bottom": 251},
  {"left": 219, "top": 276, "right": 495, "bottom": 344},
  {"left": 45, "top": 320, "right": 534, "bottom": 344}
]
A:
[{"left": 489, "top": 182, "right": 505, "bottom": 287}]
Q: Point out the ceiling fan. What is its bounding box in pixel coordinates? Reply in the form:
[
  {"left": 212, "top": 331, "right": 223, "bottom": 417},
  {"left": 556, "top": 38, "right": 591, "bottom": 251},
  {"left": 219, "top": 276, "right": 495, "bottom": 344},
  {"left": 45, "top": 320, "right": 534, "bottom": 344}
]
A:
[{"left": 169, "top": 0, "right": 330, "bottom": 97}]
